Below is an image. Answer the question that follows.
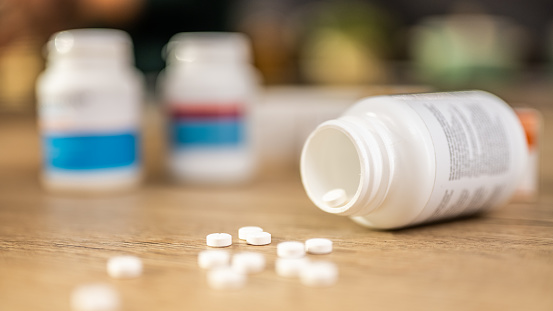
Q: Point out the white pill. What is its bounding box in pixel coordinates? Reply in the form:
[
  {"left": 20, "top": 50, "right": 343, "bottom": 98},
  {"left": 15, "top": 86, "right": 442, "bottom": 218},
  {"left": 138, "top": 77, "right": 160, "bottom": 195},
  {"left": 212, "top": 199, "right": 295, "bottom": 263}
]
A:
[
  {"left": 198, "top": 250, "right": 230, "bottom": 269},
  {"left": 207, "top": 267, "right": 246, "bottom": 290},
  {"left": 232, "top": 252, "right": 266, "bottom": 274},
  {"left": 322, "top": 188, "right": 348, "bottom": 207},
  {"left": 305, "top": 238, "right": 333, "bottom": 254},
  {"left": 238, "top": 226, "right": 263, "bottom": 240},
  {"left": 275, "top": 257, "right": 310, "bottom": 278},
  {"left": 71, "top": 283, "right": 120, "bottom": 311},
  {"left": 106, "top": 256, "right": 143, "bottom": 279},
  {"left": 246, "top": 231, "right": 271, "bottom": 245},
  {"left": 300, "top": 261, "right": 338, "bottom": 287},
  {"left": 206, "top": 233, "right": 232, "bottom": 247},
  {"left": 277, "top": 241, "right": 306, "bottom": 258}
]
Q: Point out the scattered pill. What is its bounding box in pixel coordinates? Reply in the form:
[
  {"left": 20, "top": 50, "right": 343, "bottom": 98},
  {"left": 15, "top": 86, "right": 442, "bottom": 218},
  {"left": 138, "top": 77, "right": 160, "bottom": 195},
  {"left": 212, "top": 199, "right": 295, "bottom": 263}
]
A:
[
  {"left": 246, "top": 231, "right": 271, "bottom": 245},
  {"left": 238, "top": 226, "right": 264, "bottom": 240},
  {"left": 200, "top": 230, "right": 339, "bottom": 289},
  {"left": 106, "top": 255, "right": 143, "bottom": 279},
  {"left": 300, "top": 261, "right": 338, "bottom": 287},
  {"left": 71, "top": 283, "right": 120, "bottom": 311},
  {"left": 207, "top": 267, "right": 247, "bottom": 290},
  {"left": 277, "top": 241, "right": 306, "bottom": 259},
  {"left": 322, "top": 188, "right": 348, "bottom": 207},
  {"left": 275, "top": 257, "right": 310, "bottom": 278},
  {"left": 305, "top": 238, "right": 333, "bottom": 254},
  {"left": 206, "top": 233, "right": 232, "bottom": 247},
  {"left": 198, "top": 250, "right": 231, "bottom": 269},
  {"left": 232, "top": 252, "right": 266, "bottom": 274}
]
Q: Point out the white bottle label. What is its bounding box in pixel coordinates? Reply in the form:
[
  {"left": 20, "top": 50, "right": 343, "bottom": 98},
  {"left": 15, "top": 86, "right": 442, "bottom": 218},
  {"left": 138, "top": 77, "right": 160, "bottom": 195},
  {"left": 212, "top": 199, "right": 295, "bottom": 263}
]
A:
[
  {"left": 40, "top": 91, "right": 139, "bottom": 132},
  {"left": 39, "top": 91, "right": 140, "bottom": 171},
  {"left": 398, "top": 92, "right": 526, "bottom": 224}
]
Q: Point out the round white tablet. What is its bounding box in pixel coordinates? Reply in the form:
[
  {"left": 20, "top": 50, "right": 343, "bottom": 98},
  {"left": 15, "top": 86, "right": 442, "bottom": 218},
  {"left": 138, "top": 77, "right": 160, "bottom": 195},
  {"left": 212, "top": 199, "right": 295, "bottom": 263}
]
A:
[
  {"left": 232, "top": 252, "right": 266, "bottom": 274},
  {"left": 207, "top": 267, "right": 246, "bottom": 290},
  {"left": 107, "top": 256, "right": 143, "bottom": 279},
  {"left": 246, "top": 231, "right": 271, "bottom": 245},
  {"left": 305, "top": 238, "right": 333, "bottom": 254},
  {"left": 275, "top": 257, "right": 310, "bottom": 278},
  {"left": 322, "top": 188, "right": 348, "bottom": 207},
  {"left": 206, "top": 233, "right": 232, "bottom": 247},
  {"left": 198, "top": 250, "right": 230, "bottom": 269},
  {"left": 277, "top": 241, "right": 305, "bottom": 258},
  {"left": 71, "top": 283, "right": 120, "bottom": 311},
  {"left": 300, "top": 261, "right": 338, "bottom": 287},
  {"left": 238, "top": 226, "right": 263, "bottom": 240}
]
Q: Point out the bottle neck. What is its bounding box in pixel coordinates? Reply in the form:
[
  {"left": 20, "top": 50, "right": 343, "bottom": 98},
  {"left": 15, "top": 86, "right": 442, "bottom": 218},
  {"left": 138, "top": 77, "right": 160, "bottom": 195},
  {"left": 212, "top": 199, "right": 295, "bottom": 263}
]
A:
[{"left": 300, "top": 115, "right": 393, "bottom": 217}]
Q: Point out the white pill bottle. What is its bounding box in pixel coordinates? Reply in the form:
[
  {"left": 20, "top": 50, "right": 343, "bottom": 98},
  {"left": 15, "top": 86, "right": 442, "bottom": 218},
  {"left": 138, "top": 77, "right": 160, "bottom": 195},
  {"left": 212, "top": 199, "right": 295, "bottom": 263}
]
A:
[
  {"left": 37, "top": 29, "right": 143, "bottom": 192},
  {"left": 159, "top": 32, "right": 258, "bottom": 184},
  {"left": 301, "top": 91, "right": 528, "bottom": 229}
]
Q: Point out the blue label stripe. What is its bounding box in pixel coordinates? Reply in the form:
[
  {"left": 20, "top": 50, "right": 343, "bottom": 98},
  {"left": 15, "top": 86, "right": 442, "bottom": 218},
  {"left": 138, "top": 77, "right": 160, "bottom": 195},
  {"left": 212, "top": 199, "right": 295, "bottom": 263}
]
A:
[
  {"left": 172, "top": 119, "right": 243, "bottom": 146},
  {"left": 43, "top": 132, "right": 138, "bottom": 170}
]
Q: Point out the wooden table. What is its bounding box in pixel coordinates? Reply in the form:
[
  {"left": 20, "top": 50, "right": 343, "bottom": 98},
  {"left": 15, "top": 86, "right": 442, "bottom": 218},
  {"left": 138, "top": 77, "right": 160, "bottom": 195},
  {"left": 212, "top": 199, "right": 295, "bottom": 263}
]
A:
[{"left": 1, "top": 92, "right": 552, "bottom": 311}]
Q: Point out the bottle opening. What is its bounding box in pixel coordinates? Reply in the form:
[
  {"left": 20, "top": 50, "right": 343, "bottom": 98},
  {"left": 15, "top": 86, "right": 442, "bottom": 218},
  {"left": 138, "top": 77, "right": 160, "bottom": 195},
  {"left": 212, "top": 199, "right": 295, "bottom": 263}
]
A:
[{"left": 301, "top": 126, "right": 362, "bottom": 214}]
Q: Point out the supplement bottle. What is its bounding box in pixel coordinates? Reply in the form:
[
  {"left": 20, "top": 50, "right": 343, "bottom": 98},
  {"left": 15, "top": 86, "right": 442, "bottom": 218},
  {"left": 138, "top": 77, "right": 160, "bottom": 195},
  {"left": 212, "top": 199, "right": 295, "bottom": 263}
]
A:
[
  {"left": 37, "top": 29, "right": 143, "bottom": 192},
  {"left": 159, "top": 32, "right": 259, "bottom": 184},
  {"left": 300, "top": 91, "right": 528, "bottom": 229}
]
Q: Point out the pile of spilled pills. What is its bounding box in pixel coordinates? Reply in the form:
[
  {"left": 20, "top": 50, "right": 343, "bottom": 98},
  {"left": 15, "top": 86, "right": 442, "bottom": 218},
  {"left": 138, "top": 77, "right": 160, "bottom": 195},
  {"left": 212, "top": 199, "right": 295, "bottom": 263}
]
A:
[
  {"left": 201, "top": 226, "right": 337, "bottom": 290},
  {"left": 70, "top": 227, "right": 337, "bottom": 310}
]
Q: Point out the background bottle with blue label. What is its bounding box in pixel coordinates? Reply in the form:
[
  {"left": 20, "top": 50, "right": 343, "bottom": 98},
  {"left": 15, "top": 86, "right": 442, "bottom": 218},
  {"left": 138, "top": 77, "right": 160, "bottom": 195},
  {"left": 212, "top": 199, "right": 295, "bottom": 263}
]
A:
[
  {"left": 37, "top": 29, "right": 143, "bottom": 192},
  {"left": 159, "top": 32, "right": 259, "bottom": 184}
]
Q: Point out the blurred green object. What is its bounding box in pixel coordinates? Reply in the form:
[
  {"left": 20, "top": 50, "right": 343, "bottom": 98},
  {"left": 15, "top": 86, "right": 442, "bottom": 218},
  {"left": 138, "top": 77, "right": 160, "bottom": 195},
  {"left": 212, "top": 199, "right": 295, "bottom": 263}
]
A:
[
  {"left": 410, "top": 14, "right": 527, "bottom": 89},
  {"left": 297, "top": 0, "right": 398, "bottom": 85}
]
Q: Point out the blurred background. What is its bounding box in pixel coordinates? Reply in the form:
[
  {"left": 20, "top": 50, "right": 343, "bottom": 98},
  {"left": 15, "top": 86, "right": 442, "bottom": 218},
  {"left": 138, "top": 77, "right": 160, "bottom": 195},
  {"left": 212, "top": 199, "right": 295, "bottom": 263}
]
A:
[
  {"left": 0, "top": 0, "right": 549, "bottom": 187},
  {"left": 2, "top": 0, "right": 553, "bottom": 112}
]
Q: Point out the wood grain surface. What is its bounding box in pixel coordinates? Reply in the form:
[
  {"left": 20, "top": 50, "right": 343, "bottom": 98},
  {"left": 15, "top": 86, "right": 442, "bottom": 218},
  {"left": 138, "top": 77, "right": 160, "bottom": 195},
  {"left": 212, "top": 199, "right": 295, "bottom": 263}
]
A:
[{"left": 1, "top": 93, "right": 552, "bottom": 311}]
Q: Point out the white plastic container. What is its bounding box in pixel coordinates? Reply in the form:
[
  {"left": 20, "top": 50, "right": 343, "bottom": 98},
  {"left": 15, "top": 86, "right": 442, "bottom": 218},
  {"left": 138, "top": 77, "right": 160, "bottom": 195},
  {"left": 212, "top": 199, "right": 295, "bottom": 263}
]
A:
[
  {"left": 300, "top": 91, "right": 528, "bottom": 229},
  {"left": 37, "top": 29, "right": 143, "bottom": 192},
  {"left": 159, "top": 32, "right": 259, "bottom": 184}
]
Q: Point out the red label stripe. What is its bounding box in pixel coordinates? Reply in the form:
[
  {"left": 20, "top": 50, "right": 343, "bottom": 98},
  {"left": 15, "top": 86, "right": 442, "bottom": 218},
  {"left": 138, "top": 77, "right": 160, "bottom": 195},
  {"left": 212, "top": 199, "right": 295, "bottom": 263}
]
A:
[{"left": 169, "top": 103, "right": 243, "bottom": 119}]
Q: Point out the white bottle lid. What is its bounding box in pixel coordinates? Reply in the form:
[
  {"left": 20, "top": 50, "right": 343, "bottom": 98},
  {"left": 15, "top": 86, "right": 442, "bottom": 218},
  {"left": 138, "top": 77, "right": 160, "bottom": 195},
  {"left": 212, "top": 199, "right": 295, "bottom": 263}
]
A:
[
  {"left": 46, "top": 29, "right": 134, "bottom": 65},
  {"left": 165, "top": 32, "right": 252, "bottom": 65}
]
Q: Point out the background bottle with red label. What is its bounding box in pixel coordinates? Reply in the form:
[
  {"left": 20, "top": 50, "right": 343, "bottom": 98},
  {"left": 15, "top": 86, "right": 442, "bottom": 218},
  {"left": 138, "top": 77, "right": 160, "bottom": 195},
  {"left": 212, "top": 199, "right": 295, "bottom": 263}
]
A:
[{"left": 159, "top": 32, "right": 260, "bottom": 184}]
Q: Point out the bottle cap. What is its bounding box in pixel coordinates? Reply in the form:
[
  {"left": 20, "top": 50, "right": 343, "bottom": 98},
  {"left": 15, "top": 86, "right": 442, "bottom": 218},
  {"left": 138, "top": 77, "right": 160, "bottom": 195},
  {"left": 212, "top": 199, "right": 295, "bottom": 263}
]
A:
[
  {"left": 46, "top": 28, "right": 134, "bottom": 64},
  {"left": 165, "top": 32, "right": 252, "bottom": 65}
]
